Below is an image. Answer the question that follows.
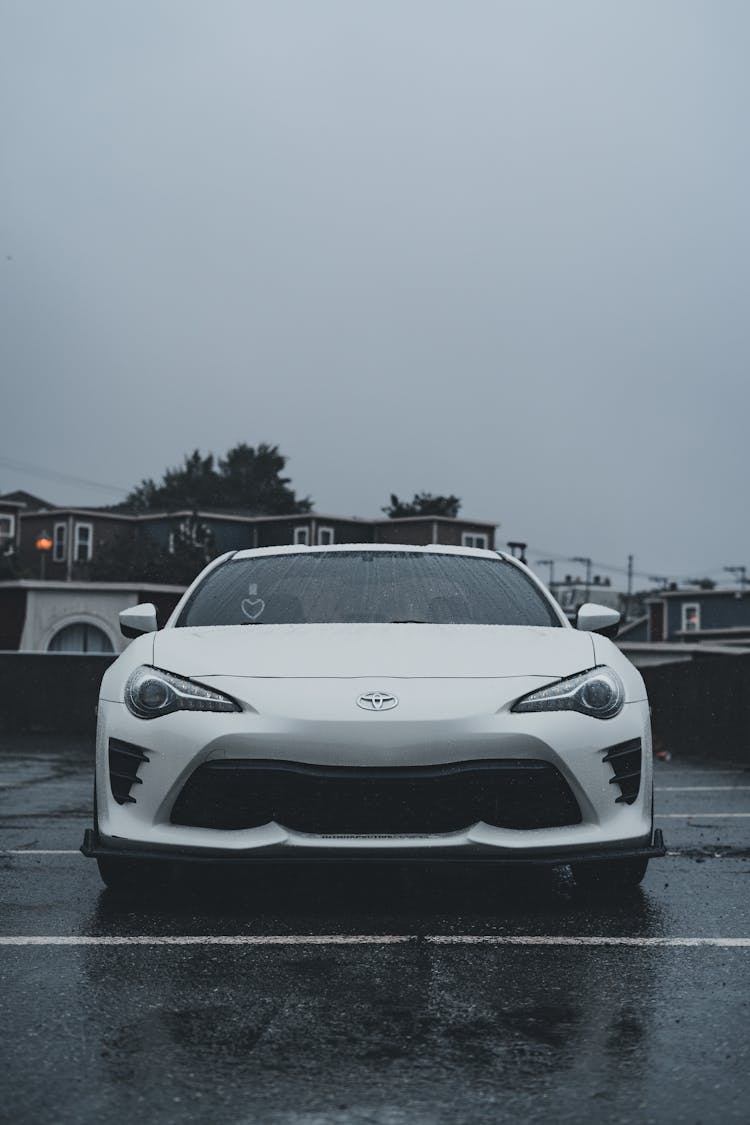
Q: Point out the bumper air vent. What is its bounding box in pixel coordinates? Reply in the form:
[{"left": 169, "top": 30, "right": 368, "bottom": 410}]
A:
[
  {"left": 603, "top": 738, "right": 642, "bottom": 805},
  {"left": 108, "top": 738, "right": 150, "bottom": 805},
  {"left": 170, "top": 758, "right": 582, "bottom": 834}
]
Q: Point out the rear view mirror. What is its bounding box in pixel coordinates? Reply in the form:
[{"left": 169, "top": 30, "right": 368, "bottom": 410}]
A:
[
  {"left": 120, "top": 603, "right": 158, "bottom": 639},
  {"left": 575, "top": 603, "right": 620, "bottom": 639}
]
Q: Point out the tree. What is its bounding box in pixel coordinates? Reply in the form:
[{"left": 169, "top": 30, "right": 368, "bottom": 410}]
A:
[
  {"left": 383, "top": 492, "right": 462, "bottom": 519},
  {"left": 217, "top": 443, "right": 312, "bottom": 514},
  {"left": 117, "top": 443, "right": 312, "bottom": 514}
]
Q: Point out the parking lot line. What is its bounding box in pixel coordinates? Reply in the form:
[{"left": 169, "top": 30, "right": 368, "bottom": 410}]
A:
[
  {"left": 0, "top": 934, "right": 748, "bottom": 947},
  {"left": 656, "top": 813, "right": 750, "bottom": 818},
  {"left": 655, "top": 786, "right": 750, "bottom": 791},
  {"left": 2, "top": 849, "right": 80, "bottom": 854}
]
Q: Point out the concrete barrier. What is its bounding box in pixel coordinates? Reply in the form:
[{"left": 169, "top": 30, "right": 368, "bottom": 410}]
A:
[
  {"left": 0, "top": 653, "right": 116, "bottom": 735},
  {"left": 641, "top": 654, "right": 750, "bottom": 762}
]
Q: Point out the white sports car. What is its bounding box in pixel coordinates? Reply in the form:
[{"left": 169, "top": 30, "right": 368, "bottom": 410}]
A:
[{"left": 82, "top": 544, "right": 665, "bottom": 892}]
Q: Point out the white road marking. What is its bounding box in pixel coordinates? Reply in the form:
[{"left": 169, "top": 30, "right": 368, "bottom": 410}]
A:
[
  {"left": 656, "top": 813, "right": 750, "bottom": 818},
  {"left": 427, "top": 936, "right": 750, "bottom": 947},
  {"left": 0, "top": 935, "right": 410, "bottom": 946},
  {"left": 655, "top": 786, "right": 750, "bottom": 792},
  {"left": 1, "top": 850, "right": 80, "bottom": 855},
  {"left": 0, "top": 935, "right": 748, "bottom": 947}
]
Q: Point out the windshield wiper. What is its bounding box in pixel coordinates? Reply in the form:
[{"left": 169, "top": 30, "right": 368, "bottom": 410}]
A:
[{"left": 388, "top": 619, "right": 428, "bottom": 624}]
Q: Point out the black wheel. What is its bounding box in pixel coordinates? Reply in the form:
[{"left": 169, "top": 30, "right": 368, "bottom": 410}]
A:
[
  {"left": 571, "top": 856, "right": 649, "bottom": 893},
  {"left": 96, "top": 855, "right": 174, "bottom": 894}
]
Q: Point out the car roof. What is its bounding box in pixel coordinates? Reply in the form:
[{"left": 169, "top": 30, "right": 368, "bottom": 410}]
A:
[{"left": 231, "top": 542, "right": 510, "bottom": 562}]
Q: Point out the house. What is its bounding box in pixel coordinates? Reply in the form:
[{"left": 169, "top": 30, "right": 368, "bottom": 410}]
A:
[
  {"left": 15, "top": 507, "right": 138, "bottom": 581},
  {"left": 646, "top": 586, "right": 750, "bottom": 645},
  {"left": 13, "top": 501, "right": 497, "bottom": 581},
  {"left": 0, "top": 495, "right": 25, "bottom": 558},
  {"left": 0, "top": 580, "right": 186, "bottom": 653}
]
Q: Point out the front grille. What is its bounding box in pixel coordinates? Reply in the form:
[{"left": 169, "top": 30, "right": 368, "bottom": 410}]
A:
[
  {"left": 108, "top": 738, "right": 149, "bottom": 805},
  {"left": 603, "top": 738, "right": 642, "bottom": 804},
  {"left": 170, "top": 758, "right": 582, "bottom": 833}
]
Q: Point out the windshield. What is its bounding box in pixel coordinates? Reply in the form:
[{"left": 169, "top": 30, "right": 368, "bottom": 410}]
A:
[{"left": 176, "top": 552, "right": 562, "bottom": 628}]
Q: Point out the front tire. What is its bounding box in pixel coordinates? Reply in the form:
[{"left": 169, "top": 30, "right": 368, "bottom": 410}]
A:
[{"left": 571, "top": 856, "right": 649, "bottom": 893}]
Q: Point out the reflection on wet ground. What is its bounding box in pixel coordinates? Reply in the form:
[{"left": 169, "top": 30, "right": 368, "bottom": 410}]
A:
[
  {"left": 87, "top": 860, "right": 667, "bottom": 939},
  {"left": 77, "top": 939, "right": 659, "bottom": 1124}
]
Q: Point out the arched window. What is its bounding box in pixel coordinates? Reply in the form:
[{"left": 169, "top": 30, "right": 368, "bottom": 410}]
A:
[{"left": 47, "top": 622, "right": 115, "bottom": 654}]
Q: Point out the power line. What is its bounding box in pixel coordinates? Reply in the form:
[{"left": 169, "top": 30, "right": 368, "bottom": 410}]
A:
[
  {"left": 525, "top": 543, "right": 730, "bottom": 587},
  {"left": 0, "top": 455, "right": 130, "bottom": 496}
]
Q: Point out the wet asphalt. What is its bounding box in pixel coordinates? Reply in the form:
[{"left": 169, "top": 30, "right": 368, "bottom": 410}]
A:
[{"left": 0, "top": 736, "right": 749, "bottom": 1125}]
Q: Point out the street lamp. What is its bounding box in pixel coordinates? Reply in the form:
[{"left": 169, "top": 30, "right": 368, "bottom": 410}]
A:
[{"left": 35, "top": 531, "right": 52, "bottom": 580}]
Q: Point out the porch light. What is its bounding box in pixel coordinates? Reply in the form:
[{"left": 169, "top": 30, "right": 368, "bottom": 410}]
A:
[{"left": 36, "top": 531, "right": 53, "bottom": 580}]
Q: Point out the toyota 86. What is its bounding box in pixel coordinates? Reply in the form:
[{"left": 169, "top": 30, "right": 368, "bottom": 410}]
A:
[{"left": 82, "top": 544, "right": 665, "bottom": 892}]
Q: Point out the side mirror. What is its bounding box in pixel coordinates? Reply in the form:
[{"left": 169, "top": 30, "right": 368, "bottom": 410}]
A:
[
  {"left": 120, "top": 603, "right": 158, "bottom": 639},
  {"left": 576, "top": 603, "right": 620, "bottom": 639}
]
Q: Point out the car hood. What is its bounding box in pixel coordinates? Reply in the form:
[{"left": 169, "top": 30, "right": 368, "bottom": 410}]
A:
[{"left": 153, "top": 623, "right": 596, "bottom": 680}]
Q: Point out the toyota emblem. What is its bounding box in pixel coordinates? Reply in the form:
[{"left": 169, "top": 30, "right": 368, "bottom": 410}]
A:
[{"left": 357, "top": 691, "right": 399, "bottom": 712}]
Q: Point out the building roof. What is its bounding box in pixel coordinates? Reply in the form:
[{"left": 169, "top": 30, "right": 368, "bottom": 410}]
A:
[
  {"left": 0, "top": 490, "right": 53, "bottom": 510},
  {"left": 649, "top": 587, "right": 750, "bottom": 600},
  {"left": 619, "top": 641, "right": 750, "bottom": 658},
  {"left": 615, "top": 614, "right": 648, "bottom": 639},
  {"left": 17, "top": 506, "right": 498, "bottom": 528}
]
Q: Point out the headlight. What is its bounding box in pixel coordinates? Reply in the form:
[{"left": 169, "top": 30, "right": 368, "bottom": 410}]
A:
[
  {"left": 124, "top": 666, "right": 240, "bottom": 720},
  {"left": 512, "top": 666, "right": 625, "bottom": 720}
]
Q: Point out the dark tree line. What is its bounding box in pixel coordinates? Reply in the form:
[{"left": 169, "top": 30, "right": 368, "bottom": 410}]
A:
[
  {"left": 382, "top": 492, "right": 461, "bottom": 519},
  {"left": 114, "top": 443, "right": 313, "bottom": 515}
]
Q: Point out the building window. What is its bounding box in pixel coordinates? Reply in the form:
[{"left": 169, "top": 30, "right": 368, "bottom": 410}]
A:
[
  {"left": 74, "top": 522, "right": 93, "bottom": 563},
  {"left": 461, "top": 532, "right": 488, "bottom": 550},
  {"left": 0, "top": 514, "right": 14, "bottom": 543},
  {"left": 682, "top": 602, "right": 700, "bottom": 633},
  {"left": 48, "top": 622, "right": 114, "bottom": 653},
  {"left": 294, "top": 526, "right": 310, "bottom": 545},
  {"left": 53, "top": 522, "right": 67, "bottom": 562},
  {"left": 317, "top": 526, "right": 335, "bottom": 545}
]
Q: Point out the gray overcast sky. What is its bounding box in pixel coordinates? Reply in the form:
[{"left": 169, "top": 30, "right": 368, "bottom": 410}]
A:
[{"left": 2, "top": 1, "right": 748, "bottom": 584}]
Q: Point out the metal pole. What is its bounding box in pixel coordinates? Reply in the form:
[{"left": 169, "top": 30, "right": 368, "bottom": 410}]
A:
[
  {"left": 571, "top": 556, "right": 592, "bottom": 603},
  {"left": 537, "top": 559, "right": 555, "bottom": 587},
  {"left": 624, "top": 554, "right": 633, "bottom": 621}
]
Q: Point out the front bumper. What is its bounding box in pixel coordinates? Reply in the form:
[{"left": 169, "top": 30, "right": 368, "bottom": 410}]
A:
[{"left": 81, "top": 826, "right": 666, "bottom": 866}]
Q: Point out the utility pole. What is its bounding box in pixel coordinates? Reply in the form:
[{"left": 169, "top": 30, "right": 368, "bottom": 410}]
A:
[
  {"left": 724, "top": 565, "right": 748, "bottom": 588},
  {"left": 537, "top": 559, "right": 555, "bottom": 587},
  {"left": 624, "top": 554, "right": 634, "bottom": 621},
  {"left": 571, "top": 556, "right": 592, "bottom": 602}
]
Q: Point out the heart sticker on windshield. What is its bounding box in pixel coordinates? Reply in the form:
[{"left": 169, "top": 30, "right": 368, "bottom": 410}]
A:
[{"left": 241, "top": 597, "right": 266, "bottom": 620}]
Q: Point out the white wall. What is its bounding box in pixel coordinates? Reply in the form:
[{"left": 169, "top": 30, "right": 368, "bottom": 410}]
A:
[{"left": 19, "top": 588, "right": 138, "bottom": 653}]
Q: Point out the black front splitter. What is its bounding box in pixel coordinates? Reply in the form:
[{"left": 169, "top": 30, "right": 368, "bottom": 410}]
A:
[{"left": 81, "top": 827, "right": 666, "bottom": 867}]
